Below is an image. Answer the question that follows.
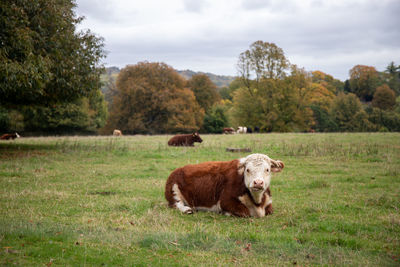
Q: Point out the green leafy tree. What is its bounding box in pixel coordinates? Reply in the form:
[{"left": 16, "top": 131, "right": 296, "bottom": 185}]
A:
[
  {"left": 237, "top": 40, "right": 289, "bottom": 84},
  {"left": 203, "top": 104, "right": 229, "bottom": 133},
  {"left": 372, "top": 84, "right": 396, "bottom": 110},
  {"left": 187, "top": 74, "right": 220, "bottom": 112},
  {"left": 219, "top": 78, "right": 242, "bottom": 101},
  {"left": 366, "top": 107, "right": 400, "bottom": 132},
  {"left": 0, "top": 106, "right": 9, "bottom": 131},
  {"left": 0, "top": 0, "right": 105, "bottom": 106},
  {"left": 385, "top": 61, "right": 400, "bottom": 95},
  {"left": 310, "top": 105, "right": 338, "bottom": 132},
  {"left": 21, "top": 90, "right": 107, "bottom": 133},
  {"left": 395, "top": 96, "right": 400, "bottom": 114},
  {"left": 233, "top": 43, "right": 314, "bottom": 132},
  {"left": 330, "top": 93, "right": 372, "bottom": 131},
  {"left": 231, "top": 86, "right": 264, "bottom": 128},
  {"left": 234, "top": 41, "right": 291, "bottom": 131},
  {"left": 105, "top": 62, "right": 204, "bottom": 134}
]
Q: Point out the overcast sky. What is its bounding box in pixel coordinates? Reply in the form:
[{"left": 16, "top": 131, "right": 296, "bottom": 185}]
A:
[{"left": 75, "top": 0, "right": 400, "bottom": 81}]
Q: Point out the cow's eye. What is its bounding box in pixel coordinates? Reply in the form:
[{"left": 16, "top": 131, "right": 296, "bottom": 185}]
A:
[
  {"left": 246, "top": 169, "right": 250, "bottom": 173},
  {"left": 266, "top": 169, "right": 270, "bottom": 173}
]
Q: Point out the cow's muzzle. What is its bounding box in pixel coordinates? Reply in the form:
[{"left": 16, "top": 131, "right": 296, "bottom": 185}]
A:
[{"left": 250, "top": 179, "right": 264, "bottom": 191}]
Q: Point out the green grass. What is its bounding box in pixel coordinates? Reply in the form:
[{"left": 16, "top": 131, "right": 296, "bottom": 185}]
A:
[{"left": 0, "top": 133, "right": 399, "bottom": 266}]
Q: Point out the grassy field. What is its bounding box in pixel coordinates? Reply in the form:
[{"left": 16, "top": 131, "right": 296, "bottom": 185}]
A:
[{"left": 0, "top": 133, "right": 399, "bottom": 266}]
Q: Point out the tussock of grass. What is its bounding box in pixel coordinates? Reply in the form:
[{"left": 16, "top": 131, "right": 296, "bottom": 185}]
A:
[{"left": 0, "top": 133, "right": 399, "bottom": 266}]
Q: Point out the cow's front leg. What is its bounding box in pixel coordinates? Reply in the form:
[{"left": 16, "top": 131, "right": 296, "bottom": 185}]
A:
[
  {"left": 265, "top": 187, "right": 273, "bottom": 215},
  {"left": 265, "top": 204, "right": 273, "bottom": 215},
  {"left": 220, "top": 196, "right": 250, "bottom": 217}
]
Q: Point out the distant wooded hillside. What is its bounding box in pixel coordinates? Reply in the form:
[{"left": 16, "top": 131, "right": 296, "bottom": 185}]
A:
[
  {"left": 101, "top": 67, "right": 235, "bottom": 92},
  {"left": 100, "top": 66, "right": 236, "bottom": 110},
  {"left": 177, "top": 70, "right": 235, "bottom": 87}
]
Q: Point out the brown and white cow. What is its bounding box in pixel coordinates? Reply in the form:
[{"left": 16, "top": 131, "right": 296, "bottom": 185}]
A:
[
  {"left": 165, "top": 153, "right": 284, "bottom": 217},
  {"left": 0, "top": 132, "right": 20, "bottom": 140},
  {"left": 167, "top": 133, "right": 203, "bottom": 147},
  {"left": 223, "top": 127, "right": 235, "bottom": 134},
  {"left": 113, "top": 129, "right": 122, "bottom": 136}
]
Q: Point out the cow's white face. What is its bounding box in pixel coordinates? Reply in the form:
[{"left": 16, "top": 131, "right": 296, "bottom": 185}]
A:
[{"left": 238, "top": 154, "right": 284, "bottom": 204}]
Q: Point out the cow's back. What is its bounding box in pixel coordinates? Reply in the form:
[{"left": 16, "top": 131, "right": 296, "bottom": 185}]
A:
[{"left": 168, "top": 134, "right": 191, "bottom": 146}]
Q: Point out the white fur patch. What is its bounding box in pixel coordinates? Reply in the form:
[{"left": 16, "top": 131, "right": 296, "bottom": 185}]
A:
[
  {"left": 238, "top": 193, "right": 272, "bottom": 218},
  {"left": 172, "top": 184, "right": 193, "bottom": 214},
  {"left": 250, "top": 190, "right": 264, "bottom": 204}
]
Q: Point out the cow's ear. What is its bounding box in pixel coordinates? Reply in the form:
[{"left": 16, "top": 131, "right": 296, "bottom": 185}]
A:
[
  {"left": 237, "top": 157, "right": 247, "bottom": 175},
  {"left": 271, "top": 160, "right": 284, "bottom": 172}
]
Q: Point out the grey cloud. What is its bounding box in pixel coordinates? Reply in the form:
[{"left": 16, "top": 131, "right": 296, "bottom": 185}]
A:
[
  {"left": 241, "top": 0, "right": 299, "bottom": 11},
  {"left": 183, "top": 0, "right": 207, "bottom": 13},
  {"left": 76, "top": 0, "right": 400, "bottom": 80},
  {"left": 74, "top": 0, "right": 118, "bottom": 22}
]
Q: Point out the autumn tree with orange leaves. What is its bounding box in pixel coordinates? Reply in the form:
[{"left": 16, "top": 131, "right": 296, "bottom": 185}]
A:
[
  {"left": 349, "top": 65, "right": 381, "bottom": 101},
  {"left": 104, "top": 62, "right": 204, "bottom": 134}
]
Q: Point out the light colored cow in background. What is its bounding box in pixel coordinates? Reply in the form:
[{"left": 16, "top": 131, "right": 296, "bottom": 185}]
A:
[
  {"left": 113, "top": 129, "right": 122, "bottom": 136},
  {"left": 237, "top": 126, "right": 247, "bottom": 134}
]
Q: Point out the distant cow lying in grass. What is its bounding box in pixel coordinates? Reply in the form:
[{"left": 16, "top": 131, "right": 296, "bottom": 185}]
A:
[
  {"left": 165, "top": 153, "right": 284, "bottom": 217},
  {"left": 113, "top": 129, "right": 122, "bottom": 136},
  {"left": 223, "top": 127, "right": 235, "bottom": 134},
  {"left": 168, "top": 133, "right": 203, "bottom": 147},
  {"left": 1, "top": 133, "right": 20, "bottom": 140}
]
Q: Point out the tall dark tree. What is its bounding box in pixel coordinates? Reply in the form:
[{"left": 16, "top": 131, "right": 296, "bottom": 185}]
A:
[
  {"left": 0, "top": 0, "right": 105, "bottom": 106},
  {"left": 203, "top": 104, "right": 228, "bottom": 133},
  {"left": 385, "top": 61, "right": 400, "bottom": 95},
  {"left": 21, "top": 90, "right": 107, "bottom": 133}
]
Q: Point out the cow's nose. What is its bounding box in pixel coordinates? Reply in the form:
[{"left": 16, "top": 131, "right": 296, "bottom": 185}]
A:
[{"left": 253, "top": 179, "right": 264, "bottom": 189}]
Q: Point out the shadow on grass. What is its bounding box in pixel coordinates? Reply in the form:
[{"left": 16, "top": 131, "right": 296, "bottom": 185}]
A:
[{"left": 0, "top": 143, "right": 58, "bottom": 159}]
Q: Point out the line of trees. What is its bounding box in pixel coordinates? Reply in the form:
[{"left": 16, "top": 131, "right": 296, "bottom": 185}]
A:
[
  {"left": 1, "top": 0, "right": 399, "bottom": 135},
  {"left": 104, "top": 41, "right": 400, "bottom": 134},
  {"left": 223, "top": 41, "right": 400, "bottom": 132}
]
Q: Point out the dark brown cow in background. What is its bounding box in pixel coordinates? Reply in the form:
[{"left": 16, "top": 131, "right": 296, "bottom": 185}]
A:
[
  {"left": 1, "top": 133, "right": 20, "bottom": 140},
  {"left": 165, "top": 153, "right": 284, "bottom": 217},
  {"left": 168, "top": 133, "right": 203, "bottom": 146}
]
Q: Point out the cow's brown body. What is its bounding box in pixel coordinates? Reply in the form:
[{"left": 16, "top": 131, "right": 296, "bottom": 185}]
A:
[
  {"left": 168, "top": 133, "right": 203, "bottom": 147},
  {"left": 1, "top": 133, "right": 20, "bottom": 140},
  {"left": 165, "top": 159, "right": 274, "bottom": 217}
]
